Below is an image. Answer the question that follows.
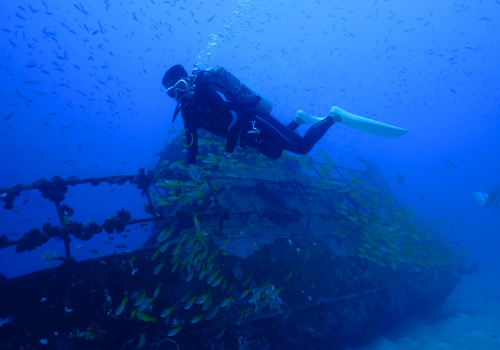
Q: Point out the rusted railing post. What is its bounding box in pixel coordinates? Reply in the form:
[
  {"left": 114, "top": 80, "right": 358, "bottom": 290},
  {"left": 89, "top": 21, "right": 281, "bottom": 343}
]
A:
[
  {"left": 144, "top": 187, "right": 154, "bottom": 206},
  {"left": 54, "top": 200, "right": 71, "bottom": 258}
]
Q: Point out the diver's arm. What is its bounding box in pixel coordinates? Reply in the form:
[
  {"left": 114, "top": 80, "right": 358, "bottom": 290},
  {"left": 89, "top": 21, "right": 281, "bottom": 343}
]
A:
[{"left": 224, "top": 125, "right": 239, "bottom": 155}]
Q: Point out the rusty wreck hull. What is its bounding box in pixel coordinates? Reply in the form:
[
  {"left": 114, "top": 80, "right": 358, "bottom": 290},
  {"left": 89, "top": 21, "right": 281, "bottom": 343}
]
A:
[{"left": 0, "top": 232, "right": 459, "bottom": 350}]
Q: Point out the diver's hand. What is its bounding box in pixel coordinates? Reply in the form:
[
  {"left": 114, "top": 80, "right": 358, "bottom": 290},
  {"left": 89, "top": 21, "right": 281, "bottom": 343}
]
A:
[
  {"left": 219, "top": 153, "right": 233, "bottom": 174},
  {"left": 188, "top": 164, "right": 202, "bottom": 183}
]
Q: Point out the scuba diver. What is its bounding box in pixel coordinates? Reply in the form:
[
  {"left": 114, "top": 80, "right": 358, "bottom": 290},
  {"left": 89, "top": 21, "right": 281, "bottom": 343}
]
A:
[{"left": 162, "top": 64, "right": 408, "bottom": 183}]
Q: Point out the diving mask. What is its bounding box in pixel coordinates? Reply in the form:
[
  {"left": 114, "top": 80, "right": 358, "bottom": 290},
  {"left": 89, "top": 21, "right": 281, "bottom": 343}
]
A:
[{"left": 166, "top": 79, "right": 189, "bottom": 99}]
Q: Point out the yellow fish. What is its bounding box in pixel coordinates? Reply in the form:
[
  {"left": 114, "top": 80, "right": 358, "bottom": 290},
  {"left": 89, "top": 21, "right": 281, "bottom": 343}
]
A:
[
  {"left": 136, "top": 312, "right": 156, "bottom": 323},
  {"left": 115, "top": 296, "right": 128, "bottom": 316},
  {"left": 167, "top": 325, "right": 183, "bottom": 337}
]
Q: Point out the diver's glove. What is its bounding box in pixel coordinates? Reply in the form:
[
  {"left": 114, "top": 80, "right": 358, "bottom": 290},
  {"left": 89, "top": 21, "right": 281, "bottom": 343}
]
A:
[
  {"left": 219, "top": 152, "right": 233, "bottom": 174},
  {"left": 188, "top": 164, "right": 202, "bottom": 183}
]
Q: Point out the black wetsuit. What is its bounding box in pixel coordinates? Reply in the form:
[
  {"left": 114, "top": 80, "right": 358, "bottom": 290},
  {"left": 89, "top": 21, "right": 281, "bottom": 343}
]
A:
[
  {"left": 180, "top": 69, "right": 335, "bottom": 165},
  {"left": 246, "top": 111, "right": 335, "bottom": 160},
  {"left": 181, "top": 88, "right": 242, "bottom": 165}
]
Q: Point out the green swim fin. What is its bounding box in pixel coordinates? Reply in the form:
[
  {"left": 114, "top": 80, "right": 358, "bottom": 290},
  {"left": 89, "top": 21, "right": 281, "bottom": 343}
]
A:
[{"left": 330, "top": 106, "right": 408, "bottom": 138}]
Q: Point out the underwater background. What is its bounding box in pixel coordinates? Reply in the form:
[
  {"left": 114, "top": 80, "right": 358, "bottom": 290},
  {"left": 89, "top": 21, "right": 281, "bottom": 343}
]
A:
[{"left": 0, "top": 0, "right": 499, "bottom": 349}]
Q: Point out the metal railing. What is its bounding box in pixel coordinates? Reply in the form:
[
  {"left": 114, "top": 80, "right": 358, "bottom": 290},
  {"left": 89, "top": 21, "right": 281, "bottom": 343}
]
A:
[{"left": 0, "top": 163, "right": 370, "bottom": 259}]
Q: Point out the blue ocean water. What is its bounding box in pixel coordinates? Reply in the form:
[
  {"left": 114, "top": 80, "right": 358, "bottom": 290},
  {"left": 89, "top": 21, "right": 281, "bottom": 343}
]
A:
[{"left": 0, "top": 0, "right": 499, "bottom": 349}]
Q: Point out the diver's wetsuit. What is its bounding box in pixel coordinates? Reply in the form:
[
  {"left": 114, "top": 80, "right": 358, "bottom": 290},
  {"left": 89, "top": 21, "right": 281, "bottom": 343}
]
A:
[
  {"left": 248, "top": 111, "right": 335, "bottom": 160},
  {"left": 180, "top": 88, "right": 243, "bottom": 165},
  {"left": 179, "top": 70, "right": 335, "bottom": 164}
]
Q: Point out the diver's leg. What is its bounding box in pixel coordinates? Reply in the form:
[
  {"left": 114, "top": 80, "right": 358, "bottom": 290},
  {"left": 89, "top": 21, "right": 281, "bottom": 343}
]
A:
[
  {"left": 287, "top": 116, "right": 335, "bottom": 154},
  {"left": 256, "top": 142, "right": 283, "bottom": 160},
  {"left": 253, "top": 113, "right": 335, "bottom": 155},
  {"left": 287, "top": 110, "right": 327, "bottom": 131},
  {"left": 286, "top": 120, "right": 301, "bottom": 131},
  {"left": 253, "top": 113, "right": 302, "bottom": 150}
]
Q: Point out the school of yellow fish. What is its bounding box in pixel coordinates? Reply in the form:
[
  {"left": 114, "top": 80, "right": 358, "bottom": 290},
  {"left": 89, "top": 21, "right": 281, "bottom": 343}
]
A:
[{"left": 115, "top": 133, "right": 462, "bottom": 340}]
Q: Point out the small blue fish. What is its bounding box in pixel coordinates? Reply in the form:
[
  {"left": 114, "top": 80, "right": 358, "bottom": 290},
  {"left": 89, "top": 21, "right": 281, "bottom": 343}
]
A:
[
  {"left": 135, "top": 291, "right": 146, "bottom": 306},
  {"left": 191, "top": 314, "right": 203, "bottom": 323},
  {"left": 202, "top": 297, "right": 212, "bottom": 311},
  {"left": 240, "top": 288, "right": 251, "bottom": 299},
  {"left": 216, "top": 324, "right": 226, "bottom": 339},
  {"left": 160, "top": 241, "right": 170, "bottom": 252},
  {"left": 205, "top": 305, "right": 219, "bottom": 320},
  {"left": 220, "top": 295, "right": 233, "bottom": 308},
  {"left": 154, "top": 263, "right": 164, "bottom": 275},
  {"left": 115, "top": 296, "right": 128, "bottom": 316},
  {"left": 154, "top": 283, "right": 161, "bottom": 298},
  {"left": 167, "top": 325, "right": 183, "bottom": 337},
  {"left": 211, "top": 275, "right": 224, "bottom": 287},
  {"left": 161, "top": 305, "right": 175, "bottom": 318},
  {"left": 0, "top": 315, "right": 13, "bottom": 328},
  {"left": 136, "top": 312, "right": 156, "bottom": 323},
  {"left": 180, "top": 291, "right": 191, "bottom": 302},
  {"left": 184, "top": 295, "right": 197, "bottom": 310},
  {"left": 242, "top": 274, "right": 252, "bottom": 287},
  {"left": 172, "top": 242, "right": 182, "bottom": 256}
]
